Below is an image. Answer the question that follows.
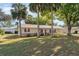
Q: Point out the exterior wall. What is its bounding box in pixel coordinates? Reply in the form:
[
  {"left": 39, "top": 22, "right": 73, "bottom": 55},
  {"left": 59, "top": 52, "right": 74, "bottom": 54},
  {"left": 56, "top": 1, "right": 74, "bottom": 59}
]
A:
[
  {"left": 18, "top": 27, "right": 64, "bottom": 36},
  {"left": 18, "top": 26, "right": 65, "bottom": 36},
  {"left": 21, "top": 28, "right": 37, "bottom": 34},
  {"left": 55, "top": 28, "right": 65, "bottom": 34},
  {"left": 40, "top": 28, "right": 51, "bottom": 35},
  {"left": 20, "top": 28, "right": 51, "bottom": 36}
]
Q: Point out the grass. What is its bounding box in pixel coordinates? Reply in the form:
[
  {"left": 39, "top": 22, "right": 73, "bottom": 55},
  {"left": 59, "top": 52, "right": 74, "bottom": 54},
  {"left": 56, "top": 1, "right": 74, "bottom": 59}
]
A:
[{"left": 0, "top": 34, "right": 79, "bottom": 56}]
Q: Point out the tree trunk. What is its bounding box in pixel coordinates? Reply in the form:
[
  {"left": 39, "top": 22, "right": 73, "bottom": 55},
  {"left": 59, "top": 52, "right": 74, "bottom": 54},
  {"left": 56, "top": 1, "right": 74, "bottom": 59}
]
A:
[
  {"left": 18, "top": 19, "right": 22, "bottom": 37},
  {"left": 67, "top": 24, "right": 71, "bottom": 36},
  {"left": 51, "top": 8, "right": 54, "bottom": 37},
  {"left": 37, "top": 5, "right": 40, "bottom": 38}
]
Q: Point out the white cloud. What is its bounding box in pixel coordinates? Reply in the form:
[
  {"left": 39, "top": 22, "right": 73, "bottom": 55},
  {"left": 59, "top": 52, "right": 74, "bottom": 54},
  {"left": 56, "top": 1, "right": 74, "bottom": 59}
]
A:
[{"left": 2, "top": 7, "right": 12, "bottom": 15}]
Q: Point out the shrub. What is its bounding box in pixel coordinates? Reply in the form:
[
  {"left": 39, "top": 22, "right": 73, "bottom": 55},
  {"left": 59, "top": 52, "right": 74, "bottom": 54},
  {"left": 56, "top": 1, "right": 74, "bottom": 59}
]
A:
[{"left": 0, "top": 29, "right": 5, "bottom": 35}]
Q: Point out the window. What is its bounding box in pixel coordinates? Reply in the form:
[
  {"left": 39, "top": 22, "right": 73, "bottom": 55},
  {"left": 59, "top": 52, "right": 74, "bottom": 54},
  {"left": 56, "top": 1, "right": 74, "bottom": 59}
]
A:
[
  {"left": 28, "top": 28, "right": 30, "bottom": 32},
  {"left": 24, "top": 28, "right": 30, "bottom": 32},
  {"left": 24, "top": 28, "right": 27, "bottom": 32}
]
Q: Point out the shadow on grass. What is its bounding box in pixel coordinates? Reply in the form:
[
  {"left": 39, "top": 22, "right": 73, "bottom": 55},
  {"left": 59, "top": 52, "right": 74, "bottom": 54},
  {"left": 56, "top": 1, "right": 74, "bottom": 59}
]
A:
[
  {"left": 3, "top": 34, "right": 30, "bottom": 39},
  {"left": 0, "top": 35, "right": 79, "bottom": 56}
]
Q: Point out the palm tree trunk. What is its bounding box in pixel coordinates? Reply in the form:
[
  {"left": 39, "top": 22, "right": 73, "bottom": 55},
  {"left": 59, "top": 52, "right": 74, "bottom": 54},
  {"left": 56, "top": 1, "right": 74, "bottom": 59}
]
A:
[
  {"left": 37, "top": 5, "right": 40, "bottom": 38},
  {"left": 51, "top": 8, "right": 54, "bottom": 37},
  {"left": 18, "top": 19, "right": 22, "bottom": 36}
]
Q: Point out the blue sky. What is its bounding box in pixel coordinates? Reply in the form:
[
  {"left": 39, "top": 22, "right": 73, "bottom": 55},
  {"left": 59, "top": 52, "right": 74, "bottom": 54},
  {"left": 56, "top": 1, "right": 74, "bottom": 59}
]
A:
[
  {"left": 0, "top": 3, "right": 64, "bottom": 26},
  {"left": 0, "top": 3, "right": 12, "bottom": 14}
]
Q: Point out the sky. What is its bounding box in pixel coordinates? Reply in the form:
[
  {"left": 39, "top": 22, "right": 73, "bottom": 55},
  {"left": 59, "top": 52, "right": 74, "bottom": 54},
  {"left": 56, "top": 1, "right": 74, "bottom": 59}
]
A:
[
  {"left": 0, "top": 3, "right": 37, "bottom": 17},
  {"left": 0, "top": 3, "right": 64, "bottom": 26}
]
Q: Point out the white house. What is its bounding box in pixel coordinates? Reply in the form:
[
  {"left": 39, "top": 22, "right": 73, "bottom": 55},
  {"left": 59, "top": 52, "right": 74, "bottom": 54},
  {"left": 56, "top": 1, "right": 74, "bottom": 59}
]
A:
[
  {"left": 18, "top": 24, "right": 63, "bottom": 36},
  {"left": 0, "top": 24, "right": 64, "bottom": 36}
]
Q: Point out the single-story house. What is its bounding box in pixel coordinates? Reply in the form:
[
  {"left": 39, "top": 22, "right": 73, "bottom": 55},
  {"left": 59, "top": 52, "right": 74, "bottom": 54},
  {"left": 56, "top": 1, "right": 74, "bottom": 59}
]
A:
[
  {"left": 0, "top": 24, "right": 64, "bottom": 36},
  {"left": 18, "top": 24, "right": 64, "bottom": 36}
]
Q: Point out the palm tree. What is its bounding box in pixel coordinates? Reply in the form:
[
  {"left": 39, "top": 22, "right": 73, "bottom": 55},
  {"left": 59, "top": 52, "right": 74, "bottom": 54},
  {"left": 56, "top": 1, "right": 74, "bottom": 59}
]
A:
[
  {"left": 29, "top": 3, "right": 42, "bottom": 38},
  {"left": 50, "top": 3, "right": 61, "bottom": 37},
  {"left": 29, "top": 3, "right": 61, "bottom": 37},
  {"left": 41, "top": 3, "right": 61, "bottom": 37},
  {"left": 11, "top": 3, "right": 27, "bottom": 36}
]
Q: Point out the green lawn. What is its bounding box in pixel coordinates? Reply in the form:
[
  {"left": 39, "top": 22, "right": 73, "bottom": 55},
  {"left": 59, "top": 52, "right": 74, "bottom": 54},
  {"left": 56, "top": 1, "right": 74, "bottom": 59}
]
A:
[{"left": 0, "top": 34, "right": 79, "bottom": 56}]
